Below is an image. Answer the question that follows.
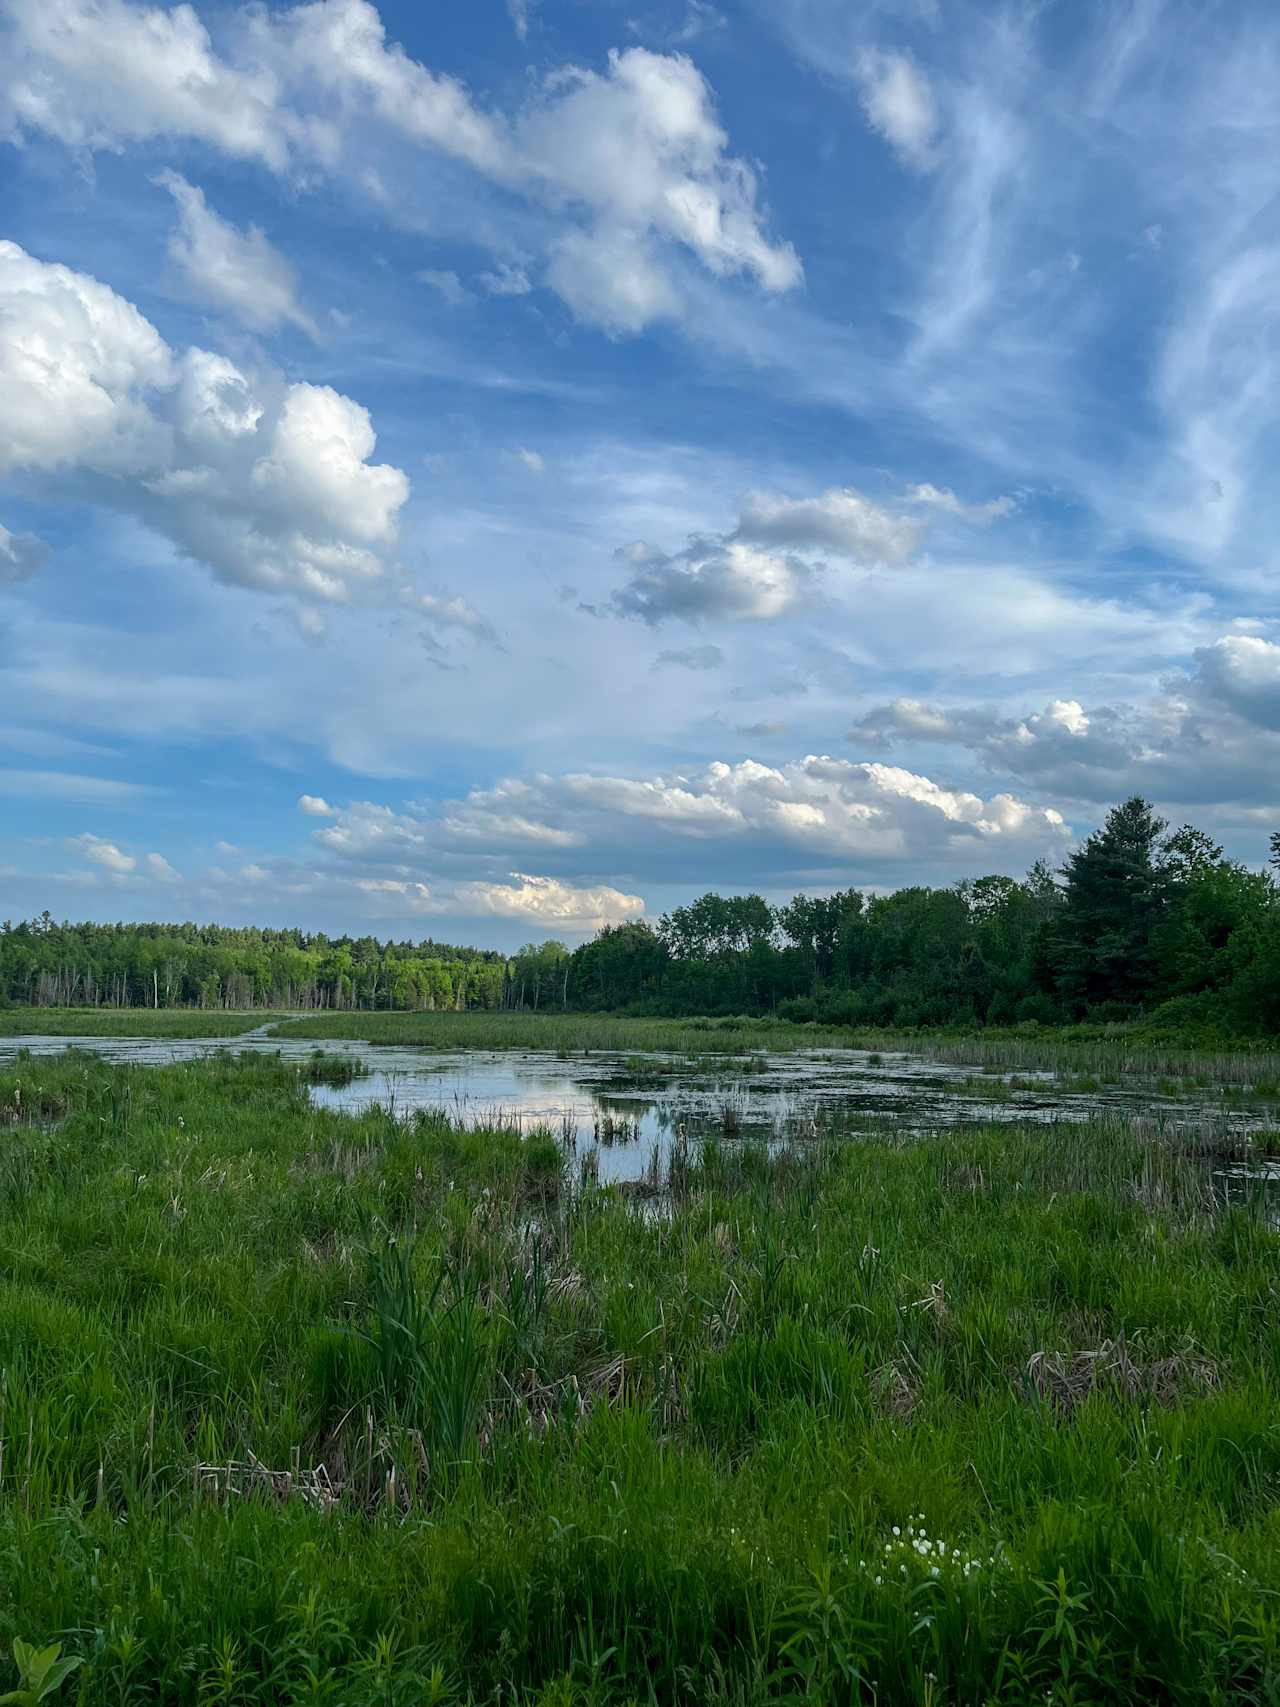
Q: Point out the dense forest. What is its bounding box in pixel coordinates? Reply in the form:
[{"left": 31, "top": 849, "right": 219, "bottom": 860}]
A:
[
  {"left": 3, "top": 800, "right": 1278, "bottom": 1033},
  {"left": 551, "top": 798, "right": 1280, "bottom": 1034}
]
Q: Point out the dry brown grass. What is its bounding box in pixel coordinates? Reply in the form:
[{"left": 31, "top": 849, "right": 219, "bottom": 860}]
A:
[{"left": 1025, "top": 1334, "right": 1219, "bottom": 1412}]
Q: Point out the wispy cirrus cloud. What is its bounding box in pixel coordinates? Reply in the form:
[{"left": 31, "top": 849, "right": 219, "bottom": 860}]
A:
[
  {"left": 0, "top": 770, "right": 153, "bottom": 804},
  {"left": 156, "top": 171, "right": 318, "bottom": 337}
]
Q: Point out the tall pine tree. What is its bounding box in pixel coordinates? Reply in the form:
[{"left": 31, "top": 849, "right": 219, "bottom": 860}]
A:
[{"left": 1050, "top": 796, "right": 1168, "bottom": 1015}]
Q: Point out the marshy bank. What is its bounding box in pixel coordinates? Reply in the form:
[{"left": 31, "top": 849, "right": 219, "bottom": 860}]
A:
[
  {"left": 0, "top": 1048, "right": 1279, "bottom": 1702},
  {"left": 5, "top": 1020, "right": 1278, "bottom": 1193},
  {"left": 0, "top": 1006, "right": 285, "bottom": 1038}
]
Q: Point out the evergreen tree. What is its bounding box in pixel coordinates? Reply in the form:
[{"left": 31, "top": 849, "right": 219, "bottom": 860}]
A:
[{"left": 1049, "top": 796, "right": 1168, "bottom": 1014}]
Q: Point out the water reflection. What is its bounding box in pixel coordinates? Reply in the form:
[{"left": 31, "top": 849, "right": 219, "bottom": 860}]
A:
[{"left": 2, "top": 1034, "right": 1276, "bottom": 1206}]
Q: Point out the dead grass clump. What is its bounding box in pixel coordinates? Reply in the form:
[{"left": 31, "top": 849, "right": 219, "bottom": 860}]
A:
[
  {"left": 195, "top": 1453, "right": 341, "bottom": 1512},
  {"left": 291, "top": 1140, "right": 384, "bottom": 1182},
  {"left": 0, "top": 1084, "right": 74, "bottom": 1126},
  {"left": 1025, "top": 1334, "right": 1219, "bottom": 1412},
  {"left": 712, "top": 1220, "right": 736, "bottom": 1255},
  {"left": 944, "top": 1164, "right": 989, "bottom": 1196},
  {"left": 505, "top": 1352, "right": 630, "bottom": 1435},
  {"left": 872, "top": 1359, "right": 920, "bottom": 1419}
]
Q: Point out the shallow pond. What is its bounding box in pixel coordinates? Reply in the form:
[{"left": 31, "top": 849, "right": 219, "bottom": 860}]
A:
[{"left": 3, "top": 1031, "right": 1277, "bottom": 1198}]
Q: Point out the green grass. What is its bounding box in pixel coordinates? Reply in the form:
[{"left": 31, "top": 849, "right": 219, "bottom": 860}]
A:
[
  {"left": 846, "top": 1024, "right": 1280, "bottom": 1087},
  {"left": 0, "top": 1007, "right": 276, "bottom": 1038},
  {"left": 265, "top": 1010, "right": 1280, "bottom": 1090},
  {"left": 268, "top": 1009, "right": 860, "bottom": 1055},
  {"left": 1, "top": 1049, "right": 1278, "bottom": 1701}
]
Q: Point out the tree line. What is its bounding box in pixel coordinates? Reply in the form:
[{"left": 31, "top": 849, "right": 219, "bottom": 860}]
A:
[
  {"left": 554, "top": 798, "right": 1280, "bottom": 1034},
  {"left": 4, "top": 800, "right": 1277, "bottom": 1032},
  {"left": 0, "top": 918, "right": 508, "bottom": 1012}
]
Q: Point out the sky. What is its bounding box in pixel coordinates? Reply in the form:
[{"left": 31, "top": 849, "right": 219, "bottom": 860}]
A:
[{"left": 0, "top": 0, "right": 1278, "bottom": 948}]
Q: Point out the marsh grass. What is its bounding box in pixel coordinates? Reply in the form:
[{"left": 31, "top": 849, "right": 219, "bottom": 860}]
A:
[
  {"left": 848, "top": 1024, "right": 1280, "bottom": 1086},
  {"left": 1, "top": 1051, "right": 1279, "bottom": 1702},
  {"left": 269, "top": 1011, "right": 858, "bottom": 1055},
  {"left": 298, "top": 1052, "right": 367, "bottom": 1086},
  {"left": 0, "top": 1007, "right": 277, "bottom": 1039},
  {"left": 266, "top": 1009, "right": 1280, "bottom": 1093}
]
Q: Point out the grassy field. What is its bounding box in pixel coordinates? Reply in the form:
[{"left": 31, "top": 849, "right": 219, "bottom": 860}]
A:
[
  {"left": 1, "top": 1049, "right": 1278, "bottom": 1703},
  {"left": 0, "top": 1007, "right": 275, "bottom": 1038}
]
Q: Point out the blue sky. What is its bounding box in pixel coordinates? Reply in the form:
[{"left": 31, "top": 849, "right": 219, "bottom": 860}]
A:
[{"left": 1, "top": 0, "right": 1277, "bottom": 945}]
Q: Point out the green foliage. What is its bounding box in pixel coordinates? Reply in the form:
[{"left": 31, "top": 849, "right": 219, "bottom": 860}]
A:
[
  {"left": 1050, "top": 796, "right": 1169, "bottom": 1011},
  {"left": 0, "top": 1640, "right": 82, "bottom": 1705},
  {"left": 0, "top": 1007, "right": 277, "bottom": 1038}
]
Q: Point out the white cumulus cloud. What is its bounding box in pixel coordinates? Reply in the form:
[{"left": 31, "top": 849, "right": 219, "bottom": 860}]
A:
[
  {"left": 0, "top": 0, "right": 290, "bottom": 166},
  {"left": 905, "top": 483, "right": 1016, "bottom": 524},
  {"left": 611, "top": 485, "right": 922, "bottom": 623},
  {"left": 145, "top": 851, "right": 181, "bottom": 881},
  {"left": 456, "top": 872, "right": 644, "bottom": 931},
  {"left": 849, "top": 635, "right": 1280, "bottom": 810},
  {"left": 0, "top": 243, "right": 447, "bottom": 616},
  {"left": 736, "top": 487, "right": 922, "bottom": 563},
  {"left": 416, "top": 268, "right": 470, "bottom": 305},
  {"left": 0, "top": 239, "right": 173, "bottom": 477},
  {"left": 72, "top": 832, "right": 136, "bottom": 874},
  {"left": 1, "top": 1, "right": 802, "bottom": 336}
]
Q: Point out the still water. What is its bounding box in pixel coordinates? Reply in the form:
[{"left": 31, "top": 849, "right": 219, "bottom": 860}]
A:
[{"left": 2, "top": 1031, "right": 1275, "bottom": 1192}]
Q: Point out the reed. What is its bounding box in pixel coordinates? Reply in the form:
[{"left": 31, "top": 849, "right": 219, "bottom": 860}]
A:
[
  {"left": 268, "top": 1010, "right": 858, "bottom": 1054},
  {"left": 0, "top": 1007, "right": 279, "bottom": 1038}
]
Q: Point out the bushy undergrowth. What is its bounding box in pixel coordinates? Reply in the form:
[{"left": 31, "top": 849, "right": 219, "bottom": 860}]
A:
[{"left": 1, "top": 1051, "right": 1278, "bottom": 1703}]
